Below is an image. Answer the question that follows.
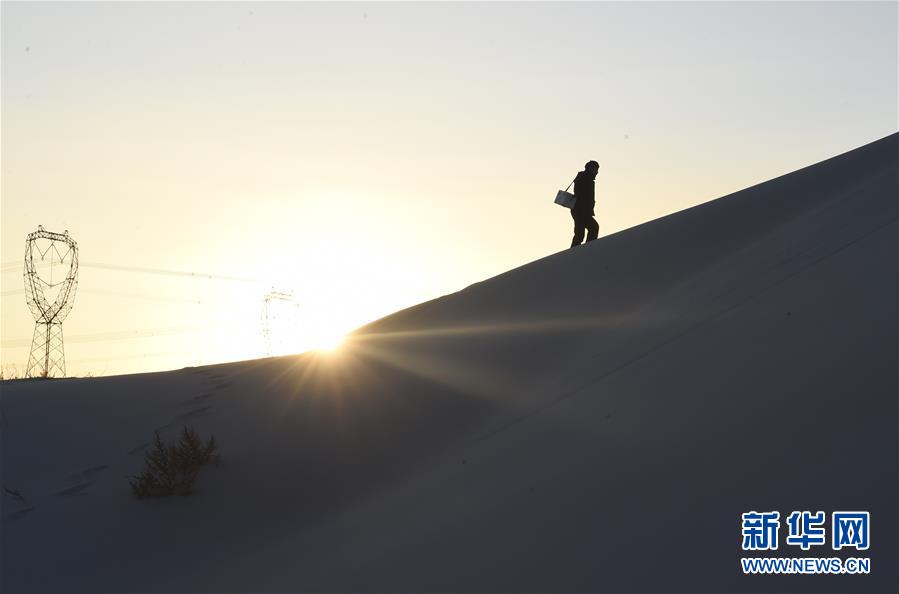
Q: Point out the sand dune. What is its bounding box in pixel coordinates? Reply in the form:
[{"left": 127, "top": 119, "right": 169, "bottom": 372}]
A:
[{"left": 2, "top": 133, "right": 896, "bottom": 592}]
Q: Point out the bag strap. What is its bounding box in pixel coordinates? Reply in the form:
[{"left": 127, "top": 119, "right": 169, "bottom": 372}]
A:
[{"left": 565, "top": 177, "right": 576, "bottom": 192}]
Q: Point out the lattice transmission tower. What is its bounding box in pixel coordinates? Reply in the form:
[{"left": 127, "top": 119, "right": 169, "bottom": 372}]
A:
[
  {"left": 261, "top": 289, "right": 301, "bottom": 356},
  {"left": 23, "top": 225, "right": 79, "bottom": 378}
]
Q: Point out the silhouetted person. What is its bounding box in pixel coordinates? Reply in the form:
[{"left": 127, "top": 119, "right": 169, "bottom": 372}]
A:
[{"left": 571, "top": 160, "right": 600, "bottom": 247}]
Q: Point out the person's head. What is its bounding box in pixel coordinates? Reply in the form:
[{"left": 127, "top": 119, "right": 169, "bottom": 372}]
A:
[{"left": 585, "top": 160, "right": 600, "bottom": 179}]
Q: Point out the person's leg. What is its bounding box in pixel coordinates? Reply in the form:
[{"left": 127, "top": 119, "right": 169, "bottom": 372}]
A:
[
  {"left": 571, "top": 211, "right": 586, "bottom": 247},
  {"left": 586, "top": 217, "right": 599, "bottom": 242}
]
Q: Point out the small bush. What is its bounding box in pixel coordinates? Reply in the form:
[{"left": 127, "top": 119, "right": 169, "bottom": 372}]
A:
[{"left": 129, "top": 426, "right": 218, "bottom": 498}]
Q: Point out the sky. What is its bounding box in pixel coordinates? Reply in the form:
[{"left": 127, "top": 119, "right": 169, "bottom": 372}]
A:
[{"left": 1, "top": 1, "right": 896, "bottom": 378}]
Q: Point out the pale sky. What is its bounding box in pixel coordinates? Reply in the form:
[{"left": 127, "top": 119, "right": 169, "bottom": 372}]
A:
[{"left": 1, "top": 1, "right": 896, "bottom": 378}]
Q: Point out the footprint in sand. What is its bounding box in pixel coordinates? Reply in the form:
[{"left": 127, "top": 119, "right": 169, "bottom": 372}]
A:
[
  {"left": 58, "top": 465, "right": 108, "bottom": 495},
  {"left": 8, "top": 507, "right": 35, "bottom": 520},
  {"left": 153, "top": 404, "right": 213, "bottom": 433},
  {"left": 64, "top": 464, "right": 107, "bottom": 482},
  {"left": 180, "top": 405, "right": 212, "bottom": 419},
  {"left": 212, "top": 381, "right": 232, "bottom": 390},
  {"left": 56, "top": 481, "right": 93, "bottom": 496},
  {"left": 81, "top": 464, "right": 107, "bottom": 478},
  {"left": 184, "top": 392, "right": 214, "bottom": 406},
  {"left": 4, "top": 485, "right": 27, "bottom": 503}
]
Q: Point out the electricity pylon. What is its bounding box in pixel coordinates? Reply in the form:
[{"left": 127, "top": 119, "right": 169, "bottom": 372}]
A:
[
  {"left": 261, "top": 289, "right": 301, "bottom": 356},
  {"left": 23, "top": 226, "right": 79, "bottom": 378}
]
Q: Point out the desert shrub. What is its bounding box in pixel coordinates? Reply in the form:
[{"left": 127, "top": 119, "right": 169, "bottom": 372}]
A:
[{"left": 129, "top": 426, "right": 218, "bottom": 498}]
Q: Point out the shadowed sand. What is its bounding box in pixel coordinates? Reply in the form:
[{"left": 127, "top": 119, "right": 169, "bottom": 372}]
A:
[{"left": 2, "top": 133, "right": 896, "bottom": 592}]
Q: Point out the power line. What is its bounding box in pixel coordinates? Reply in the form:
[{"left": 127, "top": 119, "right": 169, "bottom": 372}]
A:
[
  {"left": 67, "top": 350, "right": 195, "bottom": 365},
  {"left": 1, "top": 323, "right": 214, "bottom": 349},
  {"left": 1, "top": 287, "right": 206, "bottom": 303},
  {"left": 2, "top": 260, "right": 262, "bottom": 284}
]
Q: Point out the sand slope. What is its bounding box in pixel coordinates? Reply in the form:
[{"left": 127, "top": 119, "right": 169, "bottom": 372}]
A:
[{"left": 2, "top": 133, "right": 897, "bottom": 592}]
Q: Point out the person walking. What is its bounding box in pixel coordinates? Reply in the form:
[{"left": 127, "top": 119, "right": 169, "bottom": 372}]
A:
[{"left": 570, "top": 160, "right": 600, "bottom": 247}]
